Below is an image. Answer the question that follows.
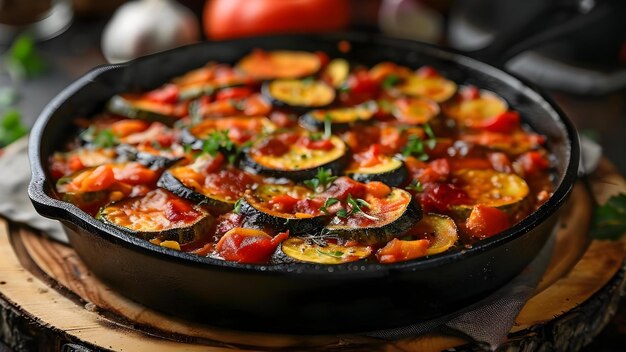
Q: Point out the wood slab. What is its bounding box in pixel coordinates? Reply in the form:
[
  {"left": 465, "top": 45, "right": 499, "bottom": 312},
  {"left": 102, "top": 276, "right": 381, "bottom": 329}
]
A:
[{"left": 1, "top": 158, "right": 625, "bottom": 351}]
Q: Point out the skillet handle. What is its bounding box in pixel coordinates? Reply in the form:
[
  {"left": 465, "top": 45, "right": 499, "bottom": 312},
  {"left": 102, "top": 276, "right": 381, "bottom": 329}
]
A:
[{"left": 461, "top": 0, "right": 613, "bottom": 67}]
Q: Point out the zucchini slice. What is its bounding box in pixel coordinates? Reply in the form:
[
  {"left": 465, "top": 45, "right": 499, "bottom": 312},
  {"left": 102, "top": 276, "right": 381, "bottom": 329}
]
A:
[
  {"left": 398, "top": 74, "right": 457, "bottom": 103},
  {"left": 116, "top": 144, "right": 182, "bottom": 170},
  {"left": 263, "top": 79, "right": 335, "bottom": 110},
  {"left": 392, "top": 97, "right": 440, "bottom": 125},
  {"left": 345, "top": 157, "right": 408, "bottom": 187},
  {"left": 272, "top": 237, "right": 372, "bottom": 265},
  {"left": 322, "top": 58, "right": 350, "bottom": 87},
  {"left": 243, "top": 132, "right": 348, "bottom": 181},
  {"left": 444, "top": 88, "right": 508, "bottom": 128},
  {"left": 158, "top": 158, "right": 259, "bottom": 213},
  {"left": 299, "top": 101, "right": 377, "bottom": 131},
  {"left": 324, "top": 188, "right": 422, "bottom": 245},
  {"left": 106, "top": 94, "right": 186, "bottom": 126},
  {"left": 236, "top": 50, "right": 322, "bottom": 80},
  {"left": 407, "top": 213, "right": 458, "bottom": 256},
  {"left": 241, "top": 184, "right": 327, "bottom": 234},
  {"left": 451, "top": 169, "right": 529, "bottom": 217},
  {"left": 98, "top": 189, "right": 214, "bottom": 244},
  {"left": 181, "top": 116, "right": 277, "bottom": 150}
]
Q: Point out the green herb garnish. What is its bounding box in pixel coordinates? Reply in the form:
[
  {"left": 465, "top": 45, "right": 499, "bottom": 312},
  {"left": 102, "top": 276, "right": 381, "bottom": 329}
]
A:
[
  {"left": 336, "top": 194, "right": 378, "bottom": 221},
  {"left": 233, "top": 198, "right": 243, "bottom": 214},
  {"left": 81, "top": 126, "right": 118, "bottom": 148},
  {"left": 323, "top": 113, "right": 332, "bottom": 139},
  {"left": 4, "top": 34, "right": 46, "bottom": 79},
  {"left": 320, "top": 197, "right": 339, "bottom": 213},
  {"left": 423, "top": 123, "right": 437, "bottom": 149},
  {"left": 382, "top": 74, "right": 400, "bottom": 90},
  {"left": 304, "top": 168, "right": 338, "bottom": 192},
  {"left": 407, "top": 180, "right": 424, "bottom": 192},
  {"left": 315, "top": 248, "right": 344, "bottom": 258},
  {"left": 402, "top": 134, "right": 428, "bottom": 161},
  {"left": 336, "top": 208, "right": 349, "bottom": 218},
  {"left": 0, "top": 110, "right": 27, "bottom": 148},
  {"left": 592, "top": 193, "right": 626, "bottom": 240}
]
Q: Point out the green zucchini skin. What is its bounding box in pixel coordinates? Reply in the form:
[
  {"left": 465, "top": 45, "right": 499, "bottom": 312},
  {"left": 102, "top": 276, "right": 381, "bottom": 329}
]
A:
[
  {"left": 239, "top": 198, "right": 326, "bottom": 235},
  {"left": 347, "top": 160, "right": 408, "bottom": 187},
  {"left": 261, "top": 79, "right": 335, "bottom": 111},
  {"left": 107, "top": 95, "right": 178, "bottom": 126},
  {"left": 156, "top": 171, "right": 233, "bottom": 214},
  {"left": 241, "top": 152, "right": 348, "bottom": 182},
  {"left": 97, "top": 196, "right": 214, "bottom": 244},
  {"left": 324, "top": 191, "right": 422, "bottom": 245},
  {"left": 271, "top": 237, "right": 372, "bottom": 265},
  {"left": 116, "top": 144, "right": 182, "bottom": 170}
]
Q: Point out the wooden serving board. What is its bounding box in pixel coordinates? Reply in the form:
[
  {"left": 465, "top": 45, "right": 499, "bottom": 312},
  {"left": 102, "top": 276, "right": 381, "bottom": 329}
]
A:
[{"left": 0, "top": 158, "right": 625, "bottom": 351}]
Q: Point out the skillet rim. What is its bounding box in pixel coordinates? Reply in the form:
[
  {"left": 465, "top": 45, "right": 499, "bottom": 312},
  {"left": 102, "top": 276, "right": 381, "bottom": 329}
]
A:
[{"left": 27, "top": 33, "right": 580, "bottom": 276}]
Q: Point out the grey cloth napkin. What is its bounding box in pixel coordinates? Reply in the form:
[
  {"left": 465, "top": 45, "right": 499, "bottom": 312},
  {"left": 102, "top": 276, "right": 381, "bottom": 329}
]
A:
[
  {"left": 0, "top": 137, "right": 67, "bottom": 242},
  {"left": 0, "top": 136, "right": 600, "bottom": 349}
]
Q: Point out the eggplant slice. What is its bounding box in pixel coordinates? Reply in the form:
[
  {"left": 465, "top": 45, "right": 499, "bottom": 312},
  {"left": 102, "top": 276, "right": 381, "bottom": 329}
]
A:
[
  {"left": 236, "top": 50, "right": 322, "bottom": 80},
  {"left": 345, "top": 157, "right": 408, "bottom": 187},
  {"left": 181, "top": 116, "right": 277, "bottom": 150},
  {"left": 263, "top": 79, "right": 335, "bottom": 110},
  {"left": 98, "top": 189, "right": 214, "bottom": 245},
  {"left": 299, "top": 101, "right": 377, "bottom": 131},
  {"left": 158, "top": 159, "right": 258, "bottom": 213},
  {"left": 106, "top": 94, "right": 185, "bottom": 126},
  {"left": 324, "top": 188, "right": 422, "bottom": 245},
  {"left": 243, "top": 133, "right": 348, "bottom": 181},
  {"left": 272, "top": 237, "right": 372, "bottom": 265},
  {"left": 116, "top": 144, "right": 182, "bottom": 170},
  {"left": 241, "top": 184, "right": 327, "bottom": 235},
  {"left": 451, "top": 169, "right": 530, "bottom": 217},
  {"left": 407, "top": 213, "right": 459, "bottom": 256}
]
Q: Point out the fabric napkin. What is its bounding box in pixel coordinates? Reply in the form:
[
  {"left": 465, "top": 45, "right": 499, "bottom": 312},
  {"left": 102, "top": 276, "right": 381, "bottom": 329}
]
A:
[{"left": 0, "top": 136, "right": 600, "bottom": 349}]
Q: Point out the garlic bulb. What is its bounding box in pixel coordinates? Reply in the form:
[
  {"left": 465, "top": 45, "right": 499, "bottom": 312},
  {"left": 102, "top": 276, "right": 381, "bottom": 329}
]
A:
[{"left": 101, "top": 0, "right": 200, "bottom": 63}]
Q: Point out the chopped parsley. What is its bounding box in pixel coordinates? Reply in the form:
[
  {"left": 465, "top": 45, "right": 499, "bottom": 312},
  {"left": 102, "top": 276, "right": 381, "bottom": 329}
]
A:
[
  {"left": 335, "top": 194, "right": 379, "bottom": 221},
  {"left": 233, "top": 198, "right": 243, "bottom": 214},
  {"left": 382, "top": 74, "right": 400, "bottom": 90},
  {"left": 320, "top": 197, "right": 339, "bottom": 213},
  {"left": 200, "top": 129, "right": 249, "bottom": 164},
  {"left": 402, "top": 124, "right": 437, "bottom": 161},
  {"left": 323, "top": 113, "right": 333, "bottom": 139},
  {"left": 407, "top": 180, "right": 424, "bottom": 192},
  {"left": 81, "top": 126, "right": 118, "bottom": 148},
  {"left": 304, "top": 168, "right": 338, "bottom": 192},
  {"left": 315, "top": 248, "right": 344, "bottom": 258}
]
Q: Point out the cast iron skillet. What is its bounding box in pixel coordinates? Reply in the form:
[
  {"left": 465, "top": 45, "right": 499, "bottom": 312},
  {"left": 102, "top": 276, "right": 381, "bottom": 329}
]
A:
[{"left": 28, "top": 33, "right": 579, "bottom": 334}]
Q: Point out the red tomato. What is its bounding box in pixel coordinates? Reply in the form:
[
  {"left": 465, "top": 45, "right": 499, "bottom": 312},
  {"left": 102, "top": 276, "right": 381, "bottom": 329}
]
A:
[
  {"left": 215, "top": 87, "right": 253, "bottom": 101},
  {"left": 67, "top": 155, "right": 85, "bottom": 173},
  {"left": 343, "top": 70, "right": 379, "bottom": 104},
  {"left": 216, "top": 228, "right": 288, "bottom": 264},
  {"left": 113, "top": 163, "right": 159, "bottom": 186},
  {"left": 418, "top": 182, "right": 471, "bottom": 213},
  {"left": 269, "top": 194, "right": 299, "bottom": 213},
  {"left": 416, "top": 65, "right": 439, "bottom": 78},
  {"left": 466, "top": 205, "right": 511, "bottom": 239},
  {"left": 460, "top": 85, "right": 480, "bottom": 100},
  {"left": 319, "top": 176, "right": 366, "bottom": 201},
  {"left": 110, "top": 119, "right": 150, "bottom": 137},
  {"left": 145, "top": 84, "right": 179, "bottom": 104},
  {"left": 165, "top": 197, "right": 198, "bottom": 223},
  {"left": 204, "top": 0, "right": 350, "bottom": 40},
  {"left": 204, "top": 153, "right": 225, "bottom": 174},
  {"left": 488, "top": 152, "right": 512, "bottom": 173},
  {"left": 314, "top": 51, "right": 330, "bottom": 67},
  {"left": 475, "top": 111, "right": 520, "bottom": 133},
  {"left": 376, "top": 238, "right": 430, "bottom": 264},
  {"left": 69, "top": 165, "right": 115, "bottom": 192},
  {"left": 517, "top": 151, "right": 550, "bottom": 175},
  {"left": 255, "top": 137, "right": 290, "bottom": 156},
  {"left": 300, "top": 137, "right": 335, "bottom": 151}
]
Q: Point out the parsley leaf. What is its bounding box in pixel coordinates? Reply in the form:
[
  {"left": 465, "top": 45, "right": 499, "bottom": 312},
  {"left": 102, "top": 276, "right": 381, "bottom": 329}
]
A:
[
  {"left": 336, "top": 208, "right": 349, "bottom": 218},
  {"left": 342, "top": 194, "right": 379, "bottom": 221},
  {"left": 382, "top": 74, "right": 400, "bottom": 90},
  {"left": 320, "top": 197, "right": 339, "bottom": 213},
  {"left": 81, "top": 126, "right": 118, "bottom": 148},
  {"left": 402, "top": 134, "right": 428, "bottom": 160},
  {"left": 0, "top": 110, "right": 27, "bottom": 148},
  {"left": 423, "top": 123, "right": 437, "bottom": 149},
  {"left": 233, "top": 198, "right": 243, "bottom": 214},
  {"left": 304, "top": 168, "right": 338, "bottom": 192},
  {"left": 592, "top": 193, "right": 626, "bottom": 240},
  {"left": 407, "top": 180, "right": 424, "bottom": 192},
  {"left": 315, "top": 248, "right": 344, "bottom": 258}
]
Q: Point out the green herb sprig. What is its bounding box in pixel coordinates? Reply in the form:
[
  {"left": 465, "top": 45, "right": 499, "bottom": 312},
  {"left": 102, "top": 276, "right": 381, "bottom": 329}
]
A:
[
  {"left": 406, "top": 180, "right": 424, "bottom": 192},
  {"left": 336, "top": 194, "right": 379, "bottom": 221},
  {"left": 402, "top": 123, "right": 437, "bottom": 160},
  {"left": 81, "top": 126, "right": 118, "bottom": 148},
  {"left": 382, "top": 74, "right": 400, "bottom": 90},
  {"left": 304, "top": 168, "right": 337, "bottom": 192},
  {"left": 592, "top": 193, "right": 626, "bottom": 240}
]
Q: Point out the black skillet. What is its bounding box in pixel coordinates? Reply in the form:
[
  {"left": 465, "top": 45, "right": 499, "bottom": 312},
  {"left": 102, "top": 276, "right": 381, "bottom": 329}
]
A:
[{"left": 28, "top": 33, "right": 579, "bottom": 334}]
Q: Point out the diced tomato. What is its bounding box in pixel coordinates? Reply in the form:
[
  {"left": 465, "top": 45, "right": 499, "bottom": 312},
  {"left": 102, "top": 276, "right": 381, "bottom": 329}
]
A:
[
  {"left": 488, "top": 152, "right": 512, "bottom": 173},
  {"left": 466, "top": 205, "right": 511, "bottom": 239},
  {"left": 216, "top": 228, "right": 286, "bottom": 264},
  {"left": 69, "top": 165, "right": 115, "bottom": 192},
  {"left": 294, "top": 197, "right": 324, "bottom": 214},
  {"left": 517, "top": 151, "right": 549, "bottom": 175},
  {"left": 255, "top": 137, "right": 290, "bottom": 156},
  {"left": 376, "top": 238, "right": 430, "bottom": 264},
  {"left": 215, "top": 87, "right": 253, "bottom": 101},
  {"left": 474, "top": 111, "right": 520, "bottom": 133},
  {"left": 365, "top": 181, "right": 391, "bottom": 198},
  {"left": 300, "top": 137, "right": 335, "bottom": 151},
  {"left": 416, "top": 65, "right": 439, "bottom": 78},
  {"left": 67, "top": 155, "right": 85, "bottom": 173},
  {"left": 319, "top": 176, "right": 366, "bottom": 201},
  {"left": 449, "top": 157, "right": 491, "bottom": 171},
  {"left": 165, "top": 197, "right": 198, "bottom": 223},
  {"left": 353, "top": 144, "right": 383, "bottom": 167},
  {"left": 113, "top": 163, "right": 159, "bottom": 186},
  {"left": 145, "top": 84, "right": 179, "bottom": 104},
  {"left": 343, "top": 70, "right": 379, "bottom": 104},
  {"left": 204, "top": 153, "right": 225, "bottom": 173},
  {"left": 205, "top": 169, "right": 257, "bottom": 200},
  {"left": 269, "top": 194, "right": 299, "bottom": 213},
  {"left": 429, "top": 158, "right": 450, "bottom": 178},
  {"left": 110, "top": 119, "right": 150, "bottom": 137},
  {"left": 418, "top": 182, "right": 471, "bottom": 213},
  {"left": 215, "top": 212, "right": 245, "bottom": 239},
  {"left": 314, "top": 51, "right": 330, "bottom": 67},
  {"left": 460, "top": 85, "right": 480, "bottom": 100},
  {"left": 243, "top": 94, "right": 272, "bottom": 116},
  {"left": 269, "top": 111, "right": 295, "bottom": 128}
]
